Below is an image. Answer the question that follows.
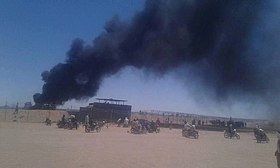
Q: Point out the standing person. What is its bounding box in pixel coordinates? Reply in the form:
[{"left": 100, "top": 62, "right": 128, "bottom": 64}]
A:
[
  {"left": 117, "top": 118, "right": 122, "bottom": 127},
  {"left": 169, "top": 120, "right": 173, "bottom": 130},
  {"left": 61, "top": 115, "right": 66, "bottom": 125},
  {"left": 85, "top": 114, "right": 89, "bottom": 125},
  {"left": 124, "top": 117, "right": 129, "bottom": 127},
  {"left": 275, "top": 131, "right": 280, "bottom": 168}
]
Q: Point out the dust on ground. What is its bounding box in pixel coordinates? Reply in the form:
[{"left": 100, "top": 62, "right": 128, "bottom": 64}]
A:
[{"left": 0, "top": 122, "right": 277, "bottom": 168}]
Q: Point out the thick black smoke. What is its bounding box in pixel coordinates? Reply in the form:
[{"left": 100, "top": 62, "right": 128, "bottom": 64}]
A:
[{"left": 34, "top": 0, "right": 280, "bottom": 115}]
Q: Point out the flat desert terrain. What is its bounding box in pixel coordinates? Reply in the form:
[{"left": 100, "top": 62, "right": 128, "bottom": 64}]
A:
[{"left": 0, "top": 122, "right": 277, "bottom": 168}]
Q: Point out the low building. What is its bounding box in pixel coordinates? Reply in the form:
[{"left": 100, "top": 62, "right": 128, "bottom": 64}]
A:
[{"left": 77, "top": 98, "right": 132, "bottom": 122}]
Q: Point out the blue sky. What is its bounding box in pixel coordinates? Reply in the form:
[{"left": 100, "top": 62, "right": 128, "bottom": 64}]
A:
[
  {"left": 0, "top": 0, "right": 270, "bottom": 119},
  {"left": 0, "top": 0, "right": 144, "bottom": 105}
]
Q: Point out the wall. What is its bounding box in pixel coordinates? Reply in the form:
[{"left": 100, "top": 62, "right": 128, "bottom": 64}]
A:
[{"left": 0, "top": 109, "right": 69, "bottom": 123}]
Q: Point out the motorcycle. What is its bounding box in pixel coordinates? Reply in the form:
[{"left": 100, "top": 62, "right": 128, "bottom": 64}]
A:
[
  {"left": 147, "top": 124, "right": 160, "bottom": 133},
  {"left": 130, "top": 124, "right": 147, "bottom": 134},
  {"left": 45, "top": 118, "right": 51, "bottom": 126},
  {"left": 224, "top": 129, "right": 240, "bottom": 139},
  {"left": 85, "top": 122, "right": 101, "bottom": 133},
  {"left": 57, "top": 120, "right": 65, "bottom": 128},
  {"left": 63, "top": 120, "right": 78, "bottom": 130},
  {"left": 254, "top": 128, "right": 269, "bottom": 143},
  {"left": 182, "top": 129, "right": 199, "bottom": 139}
]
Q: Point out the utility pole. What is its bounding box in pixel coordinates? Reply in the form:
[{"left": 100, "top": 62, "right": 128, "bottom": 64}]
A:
[
  {"left": 15, "top": 102, "right": 19, "bottom": 122},
  {"left": 5, "top": 100, "right": 7, "bottom": 121}
]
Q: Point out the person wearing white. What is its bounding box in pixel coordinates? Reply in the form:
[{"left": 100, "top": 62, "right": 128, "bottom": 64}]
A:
[
  {"left": 85, "top": 114, "right": 89, "bottom": 125},
  {"left": 184, "top": 122, "right": 192, "bottom": 131},
  {"left": 124, "top": 117, "right": 129, "bottom": 126}
]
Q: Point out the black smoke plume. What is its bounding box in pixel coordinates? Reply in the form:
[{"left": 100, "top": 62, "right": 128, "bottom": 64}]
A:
[{"left": 34, "top": 0, "right": 280, "bottom": 116}]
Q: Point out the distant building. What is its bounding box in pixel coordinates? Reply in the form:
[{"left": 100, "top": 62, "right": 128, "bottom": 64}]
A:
[
  {"left": 24, "top": 102, "right": 32, "bottom": 109},
  {"left": 74, "top": 98, "right": 132, "bottom": 122}
]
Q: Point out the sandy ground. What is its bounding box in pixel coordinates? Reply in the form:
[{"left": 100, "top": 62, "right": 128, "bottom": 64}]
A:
[{"left": 0, "top": 122, "right": 277, "bottom": 168}]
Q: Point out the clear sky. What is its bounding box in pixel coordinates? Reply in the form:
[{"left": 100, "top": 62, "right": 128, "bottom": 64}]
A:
[{"left": 0, "top": 0, "right": 271, "bottom": 119}]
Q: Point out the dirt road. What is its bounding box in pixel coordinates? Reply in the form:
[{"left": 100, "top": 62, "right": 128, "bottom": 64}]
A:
[{"left": 0, "top": 122, "right": 277, "bottom": 168}]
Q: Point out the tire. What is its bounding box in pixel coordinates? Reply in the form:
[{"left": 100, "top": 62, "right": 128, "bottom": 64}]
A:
[
  {"left": 156, "top": 128, "right": 160, "bottom": 133},
  {"left": 194, "top": 133, "right": 199, "bottom": 139},
  {"left": 235, "top": 134, "right": 240, "bottom": 139},
  {"left": 85, "top": 125, "right": 90, "bottom": 133},
  {"left": 186, "top": 131, "right": 190, "bottom": 138},
  {"left": 266, "top": 135, "right": 270, "bottom": 143},
  {"left": 96, "top": 126, "right": 101, "bottom": 133},
  {"left": 143, "top": 127, "right": 147, "bottom": 134},
  {"left": 224, "top": 132, "right": 229, "bottom": 138},
  {"left": 182, "top": 130, "right": 186, "bottom": 137}
]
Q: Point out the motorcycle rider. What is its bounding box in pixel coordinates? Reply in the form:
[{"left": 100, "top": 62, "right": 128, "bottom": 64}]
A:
[
  {"left": 131, "top": 119, "right": 136, "bottom": 129},
  {"left": 117, "top": 118, "right": 122, "bottom": 127},
  {"left": 150, "top": 120, "right": 155, "bottom": 131},
  {"left": 255, "top": 124, "right": 266, "bottom": 140},
  {"left": 69, "top": 115, "right": 77, "bottom": 129},
  {"left": 124, "top": 117, "right": 129, "bottom": 127},
  {"left": 45, "top": 117, "right": 51, "bottom": 125},
  {"left": 228, "top": 124, "right": 233, "bottom": 138},
  {"left": 184, "top": 121, "right": 192, "bottom": 131},
  {"left": 136, "top": 119, "right": 141, "bottom": 131},
  {"left": 156, "top": 118, "right": 161, "bottom": 126},
  {"left": 61, "top": 114, "right": 66, "bottom": 125}
]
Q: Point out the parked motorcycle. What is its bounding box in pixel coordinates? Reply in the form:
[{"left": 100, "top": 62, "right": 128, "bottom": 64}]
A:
[
  {"left": 147, "top": 124, "right": 160, "bottom": 133},
  {"left": 130, "top": 124, "right": 147, "bottom": 134}
]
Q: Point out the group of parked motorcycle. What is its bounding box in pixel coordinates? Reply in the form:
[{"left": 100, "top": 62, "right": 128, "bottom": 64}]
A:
[
  {"left": 56, "top": 115, "right": 79, "bottom": 130},
  {"left": 56, "top": 115, "right": 106, "bottom": 133},
  {"left": 130, "top": 119, "right": 160, "bottom": 134},
  {"left": 84, "top": 121, "right": 104, "bottom": 133}
]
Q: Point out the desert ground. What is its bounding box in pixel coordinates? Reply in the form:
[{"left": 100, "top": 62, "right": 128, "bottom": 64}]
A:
[{"left": 0, "top": 122, "right": 277, "bottom": 168}]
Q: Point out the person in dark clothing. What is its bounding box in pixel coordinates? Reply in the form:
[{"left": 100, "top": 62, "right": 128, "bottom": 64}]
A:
[
  {"left": 151, "top": 120, "right": 155, "bottom": 131},
  {"left": 228, "top": 124, "right": 233, "bottom": 138},
  {"left": 156, "top": 118, "right": 161, "bottom": 126},
  {"left": 61, "top": 115, "right": 66, "bottom": 125}
]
